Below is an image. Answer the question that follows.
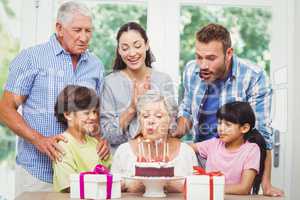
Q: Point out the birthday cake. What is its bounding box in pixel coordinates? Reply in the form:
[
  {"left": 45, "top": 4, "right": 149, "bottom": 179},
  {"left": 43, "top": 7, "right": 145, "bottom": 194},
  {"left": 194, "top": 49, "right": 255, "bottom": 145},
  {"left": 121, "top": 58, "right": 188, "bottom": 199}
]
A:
[
  {"left": 135, "top": 139, "right": 174, "bottom": 177},
  {"left": 135, "top": 161, "right": 174, "bottom": 177}
]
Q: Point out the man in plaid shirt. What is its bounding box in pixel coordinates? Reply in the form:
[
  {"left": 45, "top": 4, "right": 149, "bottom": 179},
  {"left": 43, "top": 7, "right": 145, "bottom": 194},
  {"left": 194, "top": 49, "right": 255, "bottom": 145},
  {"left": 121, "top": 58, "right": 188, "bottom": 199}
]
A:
[{"left": 176, "top": 23, "right": 283, "bottom": 196}]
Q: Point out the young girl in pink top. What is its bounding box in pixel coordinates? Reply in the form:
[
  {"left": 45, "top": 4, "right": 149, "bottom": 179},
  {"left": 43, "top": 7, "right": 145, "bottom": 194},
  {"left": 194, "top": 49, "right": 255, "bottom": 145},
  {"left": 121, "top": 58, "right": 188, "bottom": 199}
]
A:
[{"left": 191, "top": 101, "right": 267, "bottom": 195}]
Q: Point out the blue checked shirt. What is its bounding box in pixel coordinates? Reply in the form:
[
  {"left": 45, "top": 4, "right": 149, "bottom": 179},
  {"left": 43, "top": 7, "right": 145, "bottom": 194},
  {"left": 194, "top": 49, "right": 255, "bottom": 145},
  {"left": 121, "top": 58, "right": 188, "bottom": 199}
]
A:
[
  {"left": 178, "top": 55, "right": 273, "bottom": 149},
  {"left": 5, "top": 34, "right": 104, "bottom": 183}
]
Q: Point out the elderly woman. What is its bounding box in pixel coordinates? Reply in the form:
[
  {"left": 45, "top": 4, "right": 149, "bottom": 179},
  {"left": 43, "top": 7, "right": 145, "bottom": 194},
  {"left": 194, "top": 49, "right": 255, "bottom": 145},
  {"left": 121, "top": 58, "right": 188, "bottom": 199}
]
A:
[{"left": 111, "top": 90, "right": 198, "bottom": 193}]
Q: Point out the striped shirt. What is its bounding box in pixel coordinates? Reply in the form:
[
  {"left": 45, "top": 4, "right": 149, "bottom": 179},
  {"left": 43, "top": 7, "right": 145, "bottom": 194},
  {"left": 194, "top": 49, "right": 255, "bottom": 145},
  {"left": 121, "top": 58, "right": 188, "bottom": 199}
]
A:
[
  {"left": 178, "top": 55, "right": 273, "bottom": 149},
  {"left": 5, "top": 34, "right": 104, "bottom": 183}
]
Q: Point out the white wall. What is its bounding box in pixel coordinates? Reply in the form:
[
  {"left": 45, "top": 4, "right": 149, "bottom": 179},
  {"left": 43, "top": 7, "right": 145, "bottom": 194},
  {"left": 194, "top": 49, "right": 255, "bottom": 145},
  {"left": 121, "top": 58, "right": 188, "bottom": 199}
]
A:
[{"left": 290, "top": 0, "right": 300, "bottom": 198}]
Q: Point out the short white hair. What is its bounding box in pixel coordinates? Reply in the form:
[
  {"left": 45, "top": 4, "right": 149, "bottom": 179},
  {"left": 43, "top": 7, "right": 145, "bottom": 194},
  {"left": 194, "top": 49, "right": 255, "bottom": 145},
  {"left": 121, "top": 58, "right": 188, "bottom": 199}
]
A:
[
  {"left": 57, "top": 1, "right": 92, "bottom": 25},
  {"left": 136, "top": 90, "right": 177, "bottom": 119}
]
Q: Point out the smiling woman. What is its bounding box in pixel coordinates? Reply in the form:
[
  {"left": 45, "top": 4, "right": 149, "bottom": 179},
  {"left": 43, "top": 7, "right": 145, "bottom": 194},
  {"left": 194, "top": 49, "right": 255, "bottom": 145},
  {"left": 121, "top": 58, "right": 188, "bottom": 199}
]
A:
[{"left": 100, "top": 22, "right": 178, "bottom": 151}]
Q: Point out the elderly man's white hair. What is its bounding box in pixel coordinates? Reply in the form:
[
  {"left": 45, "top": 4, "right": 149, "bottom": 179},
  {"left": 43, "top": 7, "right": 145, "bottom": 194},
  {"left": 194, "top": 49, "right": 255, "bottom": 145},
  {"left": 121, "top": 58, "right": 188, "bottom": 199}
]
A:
[{"left": 57, "top": 1, "right": 92, "bottom": 25}]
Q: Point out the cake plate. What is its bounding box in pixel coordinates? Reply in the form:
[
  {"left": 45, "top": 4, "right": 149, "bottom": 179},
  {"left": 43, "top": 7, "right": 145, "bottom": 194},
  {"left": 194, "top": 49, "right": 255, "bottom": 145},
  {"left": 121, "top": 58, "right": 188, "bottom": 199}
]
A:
[{"left": 124, "top": 176, "right": 185, "bottom": 198}]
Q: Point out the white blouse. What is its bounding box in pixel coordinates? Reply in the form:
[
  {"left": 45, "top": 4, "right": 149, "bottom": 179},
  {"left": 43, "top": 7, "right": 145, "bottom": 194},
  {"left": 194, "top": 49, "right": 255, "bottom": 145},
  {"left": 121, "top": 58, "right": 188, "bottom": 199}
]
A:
[{"left": 111, "top": 142, "right": 198, "bottom": 177}]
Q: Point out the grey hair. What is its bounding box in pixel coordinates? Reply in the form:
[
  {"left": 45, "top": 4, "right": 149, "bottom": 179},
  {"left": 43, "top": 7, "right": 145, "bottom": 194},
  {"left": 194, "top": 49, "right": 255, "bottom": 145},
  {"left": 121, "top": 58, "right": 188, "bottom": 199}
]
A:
[
  {"left": 57, "top": 1, "right": 92, "bottom": 25},
  {"left": 136, "top": 90, "right": 177, "bottom": 119}
]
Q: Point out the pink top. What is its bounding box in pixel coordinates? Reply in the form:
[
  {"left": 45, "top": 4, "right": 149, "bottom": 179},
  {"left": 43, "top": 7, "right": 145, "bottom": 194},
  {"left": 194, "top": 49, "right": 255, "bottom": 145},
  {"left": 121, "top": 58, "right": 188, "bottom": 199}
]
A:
[{"left": 196, "top": 138, "right": 260, "bottom": 184}]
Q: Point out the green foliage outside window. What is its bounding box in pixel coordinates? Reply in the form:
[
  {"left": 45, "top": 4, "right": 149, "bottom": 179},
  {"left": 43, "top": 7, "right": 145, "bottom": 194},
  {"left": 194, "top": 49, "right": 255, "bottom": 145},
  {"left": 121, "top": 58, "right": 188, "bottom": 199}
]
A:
[
  {"left": 0, "top": 3, "right": 272, "bottom": 161},
  {"left": 89, "top": 4, "right": 147, "bottom": 74},
  {"left": 0, "top": 0, "right": 19, "bottom": 165},
  {"left": 179, "top": 6, "right": 271, "bottom": 141},
  {"left": 180, "top": 6, "right": 271, "bottom": 78}
]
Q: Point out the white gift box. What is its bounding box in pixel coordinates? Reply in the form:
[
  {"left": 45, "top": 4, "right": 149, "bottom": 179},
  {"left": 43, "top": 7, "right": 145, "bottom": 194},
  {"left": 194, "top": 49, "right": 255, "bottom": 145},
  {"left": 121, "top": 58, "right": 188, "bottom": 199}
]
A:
[
  {"left": 185, "top": 175, "right": 225, "bottom": 200},
  {"left": 70, "top": 174, "right": 121, "bottom": 199}
]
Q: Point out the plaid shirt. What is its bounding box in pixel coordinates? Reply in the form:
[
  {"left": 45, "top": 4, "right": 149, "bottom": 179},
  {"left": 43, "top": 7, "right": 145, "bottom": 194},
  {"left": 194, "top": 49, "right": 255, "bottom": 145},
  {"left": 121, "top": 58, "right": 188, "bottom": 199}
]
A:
[
  {"left": 179, "top": 55, "right": 273, "bottom": 149},
  {"left": 5, "top": 34, "right": 104, "bottom": 183}
]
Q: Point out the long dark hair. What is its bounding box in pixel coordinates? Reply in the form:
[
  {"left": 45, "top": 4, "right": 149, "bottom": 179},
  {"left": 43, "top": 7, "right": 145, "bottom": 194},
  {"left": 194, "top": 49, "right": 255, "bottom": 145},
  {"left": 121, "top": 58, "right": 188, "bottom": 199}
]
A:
[
  {"left": 113, "top": 22, "right": 155, "bottom": 71},
  {"left": 216, "top": 101, "right": 267, "bottom": 194}
]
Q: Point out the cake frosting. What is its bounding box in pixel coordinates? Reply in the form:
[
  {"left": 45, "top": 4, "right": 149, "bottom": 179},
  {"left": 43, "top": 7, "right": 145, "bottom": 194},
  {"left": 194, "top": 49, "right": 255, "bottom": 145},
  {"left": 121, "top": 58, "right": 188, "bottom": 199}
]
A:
[{"left": 135, "top": 161, "right": 174, "bottom": 177}]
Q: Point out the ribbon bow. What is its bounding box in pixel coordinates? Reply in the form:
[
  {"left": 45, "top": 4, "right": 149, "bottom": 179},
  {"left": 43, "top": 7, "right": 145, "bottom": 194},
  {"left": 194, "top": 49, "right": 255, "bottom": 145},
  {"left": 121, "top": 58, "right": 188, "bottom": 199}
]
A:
[
  {"left": 193, "top": 166, "right": 223, "bottom": 200},
  {"left": 79, "top": 164, "right": 113, "bottom": 199}
]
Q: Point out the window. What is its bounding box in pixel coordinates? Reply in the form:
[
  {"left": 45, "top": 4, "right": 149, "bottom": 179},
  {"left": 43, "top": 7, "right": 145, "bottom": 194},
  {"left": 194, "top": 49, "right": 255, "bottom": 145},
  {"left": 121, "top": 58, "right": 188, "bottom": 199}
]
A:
[
  {"left": 0, "top": 1, "right": 21, "bottom": 199},
  {"left": 178, "top": 5, "right": 271, "bottom": 141},
  {"left": 56, "top": 0, "right": 147, "bottom": 74},
  {"left": 179, "top": 5, "right": 272, "bottom": 99},
  {"left": 88, "top": 3, "right": 147, "bottom": 73},
  {"left": 2, "top": 0, "right": 289, "bottom": 197}
]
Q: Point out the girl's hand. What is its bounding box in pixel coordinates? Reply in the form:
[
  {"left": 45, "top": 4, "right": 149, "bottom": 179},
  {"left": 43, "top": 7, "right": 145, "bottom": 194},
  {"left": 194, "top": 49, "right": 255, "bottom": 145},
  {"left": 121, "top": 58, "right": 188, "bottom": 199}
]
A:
[
  {"left": 262, "top": 183, "right": 284, "bottom": 197},
  {"left": 96, "top": 137, "right": 110, "bottom": 160}
]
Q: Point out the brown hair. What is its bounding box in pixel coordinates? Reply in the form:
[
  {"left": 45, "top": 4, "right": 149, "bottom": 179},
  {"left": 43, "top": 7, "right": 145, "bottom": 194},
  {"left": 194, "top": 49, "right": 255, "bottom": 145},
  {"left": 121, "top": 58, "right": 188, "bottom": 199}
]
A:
[
  {"left": 113, "top": 22, "right": 155, "bottom": 71},
  {"left": 54, "top": 85, "right": 99, "bottom": 126},
  {"left": 196, "top": 23, "right": 232, "bottom": 54}
]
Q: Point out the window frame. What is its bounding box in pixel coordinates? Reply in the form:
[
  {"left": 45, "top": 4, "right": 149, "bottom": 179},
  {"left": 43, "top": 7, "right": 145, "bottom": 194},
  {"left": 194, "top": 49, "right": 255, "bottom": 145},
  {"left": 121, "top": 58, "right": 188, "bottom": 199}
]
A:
[{"left": 20, "top": 0, "right": 293, "bottom": 197}]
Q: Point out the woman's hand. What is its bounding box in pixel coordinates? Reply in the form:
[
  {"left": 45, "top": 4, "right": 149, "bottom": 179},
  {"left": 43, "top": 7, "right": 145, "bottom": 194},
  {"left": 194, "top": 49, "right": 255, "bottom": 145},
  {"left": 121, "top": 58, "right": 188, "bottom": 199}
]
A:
[
  {"left": 131, "top": 75, "right": 151, "bottom": 108},
  {"left": 119, "top": 76, "right": 151, "bottom": 131}
]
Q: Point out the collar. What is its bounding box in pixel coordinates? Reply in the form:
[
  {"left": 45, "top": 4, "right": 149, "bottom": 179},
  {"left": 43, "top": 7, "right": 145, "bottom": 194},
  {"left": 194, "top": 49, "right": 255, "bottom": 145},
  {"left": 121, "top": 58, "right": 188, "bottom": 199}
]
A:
[
  {"left": 50, "top": 34, "right": 89, "bottom": 61},
  {"left": 230, "top": 55, "right": 238, "bottom": 80}
]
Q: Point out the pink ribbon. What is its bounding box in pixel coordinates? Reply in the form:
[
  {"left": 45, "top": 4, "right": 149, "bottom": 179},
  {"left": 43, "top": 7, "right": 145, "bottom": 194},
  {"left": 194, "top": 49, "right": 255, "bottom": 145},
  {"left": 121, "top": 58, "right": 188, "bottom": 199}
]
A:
[{"left": 79, "top": 164, "right": 113, "bottom": 199}]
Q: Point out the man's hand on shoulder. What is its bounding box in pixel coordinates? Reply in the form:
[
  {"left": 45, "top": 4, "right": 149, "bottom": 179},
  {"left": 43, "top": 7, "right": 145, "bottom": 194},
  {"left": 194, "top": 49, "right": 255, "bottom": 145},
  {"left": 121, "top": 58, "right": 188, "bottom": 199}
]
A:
[
  {"left": 31, "top": 133, "right": 67, "bottom": 162},
  {"left": 172, "top": 116, "right": 192, "bottom": 138}
]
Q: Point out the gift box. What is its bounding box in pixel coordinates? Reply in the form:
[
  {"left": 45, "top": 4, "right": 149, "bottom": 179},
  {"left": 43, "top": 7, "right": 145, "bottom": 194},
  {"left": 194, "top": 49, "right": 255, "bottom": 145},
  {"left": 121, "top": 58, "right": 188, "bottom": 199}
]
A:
[
  {"left": 70, "top": 165, "right": 121, "bottom": 199},
  {"left": 185, "top": 166, "right": 225, "bottom": 200}
]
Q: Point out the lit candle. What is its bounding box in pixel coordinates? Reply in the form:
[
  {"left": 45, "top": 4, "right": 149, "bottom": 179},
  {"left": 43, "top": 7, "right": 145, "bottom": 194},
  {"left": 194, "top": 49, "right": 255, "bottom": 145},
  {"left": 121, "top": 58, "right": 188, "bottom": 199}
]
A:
[
  {"left": 163, "top": 141, "right": 166, "bottom": 162},
  {"left": 138, "top": 142, "right": 140, "bottom": 162},
  {"left": 166, "top": 142, "right": 169, "bottom": 162},
  {"left": 148, "top": 143, "right": 151, "bottom": 162},
  {"left": 155, "top": 140, "right": 158, "bottom": 160},
  {"left": 141, "top": 141, "right": 145, "bottom": 161}
]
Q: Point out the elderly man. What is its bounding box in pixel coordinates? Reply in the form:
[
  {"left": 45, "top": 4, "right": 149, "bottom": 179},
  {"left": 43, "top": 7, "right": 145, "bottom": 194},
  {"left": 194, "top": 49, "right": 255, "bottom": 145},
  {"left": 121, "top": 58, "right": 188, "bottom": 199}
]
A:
[
  {"left": 176, "top": 23, "right": 283, "bottom": 196},
  {"left": 0, "top": 1, "right": 109, "bottom": 196}
]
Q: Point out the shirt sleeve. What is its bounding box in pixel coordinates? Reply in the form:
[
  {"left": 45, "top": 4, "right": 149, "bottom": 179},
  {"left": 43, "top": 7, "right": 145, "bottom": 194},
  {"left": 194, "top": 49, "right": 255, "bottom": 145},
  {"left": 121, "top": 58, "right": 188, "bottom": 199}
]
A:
[
  {"left": 167, "top": 142, "right": 198, "bottom": 190},
  {"left": 195, "top": 138, "right": 217, "bottom": 159},
  {"left": 5, "top": 49, "right": 38, "bottom": 96},
  {"left": 243, "top": 144, "right": 261, "bottom": 173},
  {"left": 96, "top": 60, "right": 105, "bottom": 96},
  {"left": 100, "top": 81, "right": 129, "bottom": 146},
  {"left": 178, "top": 61, "right": 194, "bottom": 122},
  {"left": 247, "top": 70, "right": 273, "bottom": 150},
  {"left": 181, "top": 143, "right": 199, "bottom": 171},
  {"left": 52, "top": 142, "right": 76, "bottom": 192}
]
